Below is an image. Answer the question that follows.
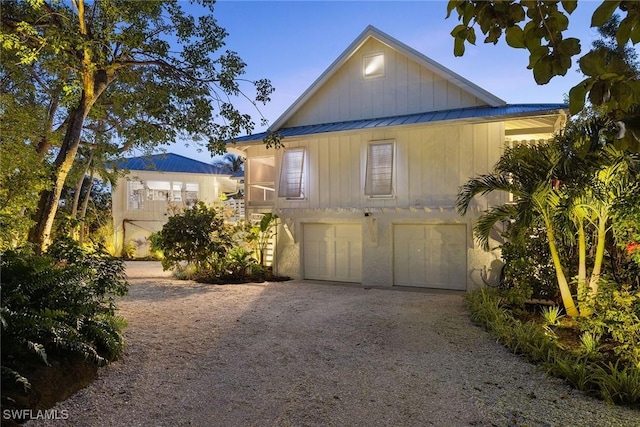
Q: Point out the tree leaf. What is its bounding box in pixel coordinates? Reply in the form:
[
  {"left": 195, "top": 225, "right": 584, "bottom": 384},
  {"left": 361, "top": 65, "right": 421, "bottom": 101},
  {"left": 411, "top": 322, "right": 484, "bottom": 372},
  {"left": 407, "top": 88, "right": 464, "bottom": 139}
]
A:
[
  {"left": 561, "top": 0, "right": 578, "bottom": 14},
  {"left": 591, "top": 0, "right": 621, "bottom": 27},
  {"left": 616, "top": 16, "right": 633, "bottom": 47},
  {"left": 589, "top": 81, "right": 607, "bottom": 106},
  {"left": 528, "top": 45, "right": 549, "bottom": 69},
  {"left": 568, "top": 80, "right": 589, "bottom": 115},
  {"left": 506, "top": 25, "right": 526, "bottom": 48},
  {"left": 466, "top": 26, "right": 477, "bottom": 45},
  {"left": 533, "top": 56, "right": 554, "bottom": 84},
  {"left": 454, "top": 36, "right": 465, "bottom": 56},
  {"left": 578, "top": 49, "right": 607, "bottom": 77},
  {"left": 445, "top": 0, "right": 461, "bottom": 19}
]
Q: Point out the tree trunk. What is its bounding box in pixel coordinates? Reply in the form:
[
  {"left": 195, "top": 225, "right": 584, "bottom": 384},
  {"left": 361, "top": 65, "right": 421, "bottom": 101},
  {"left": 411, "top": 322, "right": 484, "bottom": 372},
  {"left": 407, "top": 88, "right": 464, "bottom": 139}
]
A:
[
  {"left": 78, "top": 168, "right": 95, "bottom": 245},
  {"left": 28, "top": 102, "right": 91, "bottom": 252},
  {"left": 576, "top": 219, "right": 589, "bottom": 314},
  {"left": 545, "top": 219, "right": 580, "bottom": 317},
  {"left": 588, "top": 216, "right": 609, "bottom": 300}
]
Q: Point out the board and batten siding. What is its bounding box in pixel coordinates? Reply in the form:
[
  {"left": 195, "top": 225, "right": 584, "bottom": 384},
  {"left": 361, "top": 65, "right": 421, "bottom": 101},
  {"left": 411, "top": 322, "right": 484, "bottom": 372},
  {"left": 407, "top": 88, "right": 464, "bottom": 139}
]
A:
[
  {"left": 247, "top": 121, "right": 504, "bottom": 212},
  {"left": 284, "top": 38, "right": 487, "bottom": 128}
]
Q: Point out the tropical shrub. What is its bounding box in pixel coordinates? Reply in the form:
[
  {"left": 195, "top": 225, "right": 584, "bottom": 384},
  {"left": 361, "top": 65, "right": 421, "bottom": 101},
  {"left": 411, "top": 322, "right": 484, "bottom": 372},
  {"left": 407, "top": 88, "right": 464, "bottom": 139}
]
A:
[
  {"left": 1, "top": 238, "right": 129, "bottom": 395},
  {"left": 154, "top": 202, "right": 233, "bottom": 271},
  {"left": 500, "top": 229, "right": 558, "bottom": 301},
  {"left": 467, "top": 287, "right": 640, "bottom": 407},
  {"left": 578, "top": 279, "right": 640, "bottom": 368}
]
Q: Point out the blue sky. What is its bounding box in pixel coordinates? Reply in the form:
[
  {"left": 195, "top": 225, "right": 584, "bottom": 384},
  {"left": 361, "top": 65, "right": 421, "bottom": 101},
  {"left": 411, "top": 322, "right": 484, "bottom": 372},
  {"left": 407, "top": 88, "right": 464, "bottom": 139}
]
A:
[{"left": 161, "top": 0, "right": 603, "bottom": 162}]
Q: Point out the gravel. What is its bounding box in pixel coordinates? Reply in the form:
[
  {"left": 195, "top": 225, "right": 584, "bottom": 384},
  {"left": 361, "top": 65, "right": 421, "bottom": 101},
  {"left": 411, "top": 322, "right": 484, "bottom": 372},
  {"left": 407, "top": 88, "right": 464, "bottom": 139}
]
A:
[{"left": 26, "top": 261, "right": 639, "bottom": 426}]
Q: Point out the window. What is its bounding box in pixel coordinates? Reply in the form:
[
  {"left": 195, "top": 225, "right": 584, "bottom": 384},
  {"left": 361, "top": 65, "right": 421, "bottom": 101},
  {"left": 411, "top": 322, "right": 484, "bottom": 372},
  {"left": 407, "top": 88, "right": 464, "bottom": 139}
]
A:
[
  {"left": 172, "top": 182, "right": 183, "bottom": 201},
  {"left": 363, "top": 53, "right": 385, "bottom": 79},
  {"left": 365, "top": 141, "right": 394, "bottom": 197},
  {"left": 128, "top": 181, "right": 145, "bottom": 210},
  {"left": 278, "top": 148, "right": 305, "bottom": 199},
  {"left": 185, "top": 183, "right": 199, "bottom": 204},
  {"left": 247, "top": 157, "right": 275, "bottom": 204},
  {"left": 146, "top": 180, "right": 171, "bottom": 201}
]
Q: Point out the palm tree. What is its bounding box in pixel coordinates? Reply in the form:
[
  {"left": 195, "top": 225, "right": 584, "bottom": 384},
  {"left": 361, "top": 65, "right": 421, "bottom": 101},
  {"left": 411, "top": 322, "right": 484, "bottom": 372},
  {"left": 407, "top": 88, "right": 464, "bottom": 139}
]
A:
[
  {"left": 214, "top": 153, "right": 244, "bottom": 174},
  {"left": 457, "top": 142, "right": 580, "bottom": 317}
]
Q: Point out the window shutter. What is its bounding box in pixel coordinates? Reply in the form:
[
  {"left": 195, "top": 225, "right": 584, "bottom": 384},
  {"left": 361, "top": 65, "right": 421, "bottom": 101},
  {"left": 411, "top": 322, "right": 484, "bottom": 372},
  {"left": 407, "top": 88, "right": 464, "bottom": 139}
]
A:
[
  {"left": 278, "top": 148, "right": 305, "bottom": 198},
  {"left": 365, "top": 142, "right": 393, "bottom": 196}
]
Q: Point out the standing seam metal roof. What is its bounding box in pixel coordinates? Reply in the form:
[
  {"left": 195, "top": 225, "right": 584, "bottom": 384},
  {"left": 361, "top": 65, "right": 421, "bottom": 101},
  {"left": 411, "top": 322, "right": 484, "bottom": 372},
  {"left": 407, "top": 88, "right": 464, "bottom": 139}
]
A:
[
  {"left": 117, "top": 153, "right": 229, "bottom": 175},
  {"left": 231, "top": 103, "right": 568, "bottom": 143}
]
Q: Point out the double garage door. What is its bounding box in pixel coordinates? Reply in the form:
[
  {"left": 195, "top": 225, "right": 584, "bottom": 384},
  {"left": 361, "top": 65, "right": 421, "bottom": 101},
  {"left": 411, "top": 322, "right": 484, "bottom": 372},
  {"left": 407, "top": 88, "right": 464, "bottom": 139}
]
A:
[{"left": 302, "top": 222, "right": 467, "bottom": 290}]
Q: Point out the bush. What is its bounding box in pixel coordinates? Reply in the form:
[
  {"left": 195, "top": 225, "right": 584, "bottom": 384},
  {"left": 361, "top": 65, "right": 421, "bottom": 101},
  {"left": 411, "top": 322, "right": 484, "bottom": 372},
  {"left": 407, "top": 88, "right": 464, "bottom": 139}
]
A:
[
  {"left": 467, "top": 287, "right": 640, "bottom": 407},
  {"left": 154, "top": 202, "right": 233, "bottom": 271},
  {"left": 501, "top": 229, "right": 559, "bottom": 301},
  {"left": 578, "top": 279, "right": 640, "bottom": 368},
  {"left": 1, "top": 238, "right": 129, "bottom": 395}
]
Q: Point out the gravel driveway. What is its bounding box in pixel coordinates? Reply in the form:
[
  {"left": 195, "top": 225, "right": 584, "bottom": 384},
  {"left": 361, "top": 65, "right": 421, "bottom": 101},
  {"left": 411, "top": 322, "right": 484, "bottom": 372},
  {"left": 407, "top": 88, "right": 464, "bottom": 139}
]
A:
[{"left": 29, "top": 261, "right": 638, "bottom": 426}]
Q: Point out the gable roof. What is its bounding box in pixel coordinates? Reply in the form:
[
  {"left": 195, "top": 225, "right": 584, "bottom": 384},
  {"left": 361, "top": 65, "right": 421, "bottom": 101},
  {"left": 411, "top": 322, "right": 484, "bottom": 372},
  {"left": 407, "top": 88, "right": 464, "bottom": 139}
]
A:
[
  {"left": 270, "top": 25, "right": 506, "bottom": 131},
  {"left": 233, "top": 103, "right": 567, "bottom": 143},
  {"left": 118, "top": 153, "right": 229, "bottom": 175}
]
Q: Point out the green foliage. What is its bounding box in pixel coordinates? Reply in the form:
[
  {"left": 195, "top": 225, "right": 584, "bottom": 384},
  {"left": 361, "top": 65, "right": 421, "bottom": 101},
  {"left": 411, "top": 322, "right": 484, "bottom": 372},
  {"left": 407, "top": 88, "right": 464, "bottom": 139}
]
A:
[
  {"left": 1, "top": 238, "right": 129, "bottom": 393},
  {"left": 447, "top": 1, "right": 640, "bottom": 152},
  {"left": 593, "top": 361, "right": 640, "bottom": 406},
  {"left": 468, "top": 287, "right": 640, "bottom": 407},
  {"left": 120, "top": 241, "right": 136, "bottom": 259},
  {"left": 1, "top": 0, "right": 277, "bottom": 250},
  {"left": 153, "top": 202, "right": 232, "bottom": 271},
  {"left": 224, "top": 247, "right": 258, "bottom": 280},
  {"left": 541, "top": 306, "right": 565, "bottom": 326},
  {"left": 501, "top": 232, "right": 558, "bottom": 301},
  {"left": 252, "top": 213, "right": 278, "bottom": 266},
  {"left": 578, "top": 280, "right": 640, "bottom": 368},
  {"left": 0, "top": 136, "right": 51, "bottom": 251}
]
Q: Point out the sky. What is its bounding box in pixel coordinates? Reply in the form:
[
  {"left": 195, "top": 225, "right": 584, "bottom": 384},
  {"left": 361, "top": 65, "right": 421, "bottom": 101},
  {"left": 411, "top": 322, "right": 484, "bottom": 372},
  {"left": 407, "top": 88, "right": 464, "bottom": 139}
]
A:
[{"left": 156, "top": 0, "right": 604, "bottom": 163}]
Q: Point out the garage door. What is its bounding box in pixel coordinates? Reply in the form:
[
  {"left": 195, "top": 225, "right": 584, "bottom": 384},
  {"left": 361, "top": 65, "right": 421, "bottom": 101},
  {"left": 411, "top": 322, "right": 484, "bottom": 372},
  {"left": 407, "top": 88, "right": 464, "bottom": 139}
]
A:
[
  {"left": 303, "top": 223, "right": 362, "bottom": 282},
  {"left": 393, "top": 224, "right": 467, "bottom": 290}
]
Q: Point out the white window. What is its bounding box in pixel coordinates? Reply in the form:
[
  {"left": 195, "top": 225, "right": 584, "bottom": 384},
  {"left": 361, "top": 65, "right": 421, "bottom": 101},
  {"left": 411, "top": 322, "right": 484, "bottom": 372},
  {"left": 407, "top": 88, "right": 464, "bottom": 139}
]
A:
[
  {"left": 363, "top": 53, "right": 385, "bottom": 79},
  {"left": 365, "top": 141, "right": 394, "bottom": 197},
  {"left": 247, "top": 157, "right": 275, "bottom": 204},
  {"left": 278, "top": 148, "right": 305, "bottom": 199},
  {"left": 185, "top": 183, "right": 199, "bottom": 204},
  {"left": 146, "top": 180, "right": 171, "bottom": 201},
  {"left": 128, "top": 181, "right": 145, "bottom": 210},
  {"left": 172, "top": 182, "right": 183, "bottom": 201}
]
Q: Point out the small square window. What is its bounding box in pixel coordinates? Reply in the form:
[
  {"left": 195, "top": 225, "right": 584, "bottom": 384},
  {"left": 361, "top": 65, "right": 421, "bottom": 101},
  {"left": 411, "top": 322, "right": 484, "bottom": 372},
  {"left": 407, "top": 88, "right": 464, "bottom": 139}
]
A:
[{"left": 363, "top": 53, "right": 385, "bottom": 79}]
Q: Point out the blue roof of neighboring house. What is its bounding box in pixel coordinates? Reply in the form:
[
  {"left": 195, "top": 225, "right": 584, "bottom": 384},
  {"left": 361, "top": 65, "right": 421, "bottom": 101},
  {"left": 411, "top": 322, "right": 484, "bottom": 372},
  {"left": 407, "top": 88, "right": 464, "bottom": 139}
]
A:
[
  {"left": 118, "top": 153, "right": 229, "bottom": 175},
  {"left": 231, "top": 103, "right": 568, "bottom": 143}
]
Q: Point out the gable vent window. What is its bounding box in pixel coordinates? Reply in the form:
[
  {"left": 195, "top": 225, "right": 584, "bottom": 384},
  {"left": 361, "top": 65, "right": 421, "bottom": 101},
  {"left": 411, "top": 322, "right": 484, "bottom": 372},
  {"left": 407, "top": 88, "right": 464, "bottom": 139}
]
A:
[
  {"left": 365, "top": 141, "right": 394, "bottom": 197},
  {"left": 278, "top": 148, "right": 305, "bottom": 199},
  {"left": 363, "top": 53, "right": 385, "bottom": 79}
]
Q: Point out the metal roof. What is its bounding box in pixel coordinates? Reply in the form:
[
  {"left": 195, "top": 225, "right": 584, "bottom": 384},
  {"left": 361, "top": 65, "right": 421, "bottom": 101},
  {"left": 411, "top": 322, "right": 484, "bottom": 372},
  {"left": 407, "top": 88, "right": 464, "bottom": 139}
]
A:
[
  {"left": 118, "top": 153, "right": 229, "bottom": 175},
  {"left": 232, "top": 103, "right": 568, "bottom": 143}
]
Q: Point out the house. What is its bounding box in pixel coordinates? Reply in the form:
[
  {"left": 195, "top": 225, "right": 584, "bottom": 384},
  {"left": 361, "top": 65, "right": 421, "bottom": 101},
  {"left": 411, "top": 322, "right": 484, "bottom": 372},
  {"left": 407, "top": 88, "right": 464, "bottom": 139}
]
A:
[
  {"left": 111, "top": 153, "right": 242, "bottom": 257},
  {"left": 228, "top": 25, "right": 567, "bottom": 290}
]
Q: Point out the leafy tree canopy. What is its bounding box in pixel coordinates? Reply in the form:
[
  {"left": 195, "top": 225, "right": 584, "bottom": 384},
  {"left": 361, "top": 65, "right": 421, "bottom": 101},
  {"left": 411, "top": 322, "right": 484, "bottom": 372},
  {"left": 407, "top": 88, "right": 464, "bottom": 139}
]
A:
[
  {"left": 447, "top": 0, "right": 640, "bottom": 152},
  {"left": 0, "top": 0, "right": 277, "bottom": 250}
]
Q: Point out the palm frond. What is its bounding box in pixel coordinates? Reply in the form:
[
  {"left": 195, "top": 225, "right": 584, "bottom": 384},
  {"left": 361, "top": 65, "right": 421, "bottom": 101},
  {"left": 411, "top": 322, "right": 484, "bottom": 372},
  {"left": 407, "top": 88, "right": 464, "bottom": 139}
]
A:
[{"left": 456, "top": 174, "right": 513, "bottom": 215}]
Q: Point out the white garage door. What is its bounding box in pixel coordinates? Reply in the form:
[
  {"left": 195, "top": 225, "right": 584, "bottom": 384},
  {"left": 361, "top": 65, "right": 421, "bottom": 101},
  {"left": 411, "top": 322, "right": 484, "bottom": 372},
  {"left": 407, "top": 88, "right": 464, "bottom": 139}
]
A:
[
  {"left": 393, "top": 224, "right": 467, "bottom": 290},
  {"left": 303, "top": 223, "right": 362, "bottom": 282}
]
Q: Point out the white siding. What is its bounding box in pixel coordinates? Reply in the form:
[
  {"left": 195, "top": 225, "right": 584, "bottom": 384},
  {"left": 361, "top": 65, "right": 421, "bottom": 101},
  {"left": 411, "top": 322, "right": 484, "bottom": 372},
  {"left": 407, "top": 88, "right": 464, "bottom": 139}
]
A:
[
  {"left": 268, "top": 121, "right": 503, "bottom": 212},
  {"left": 284, "top": 38, "right": 486, "bottom": 127}
]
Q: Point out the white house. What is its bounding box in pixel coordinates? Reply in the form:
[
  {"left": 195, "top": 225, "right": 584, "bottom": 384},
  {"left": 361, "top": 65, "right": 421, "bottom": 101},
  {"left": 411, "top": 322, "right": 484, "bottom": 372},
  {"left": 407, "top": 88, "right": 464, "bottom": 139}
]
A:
[
  {"left": 229, "top": 26, "right": 567, "bottom": 290},
  {"left": 111, "top": 153, "right": 241, "bottom": 257}
]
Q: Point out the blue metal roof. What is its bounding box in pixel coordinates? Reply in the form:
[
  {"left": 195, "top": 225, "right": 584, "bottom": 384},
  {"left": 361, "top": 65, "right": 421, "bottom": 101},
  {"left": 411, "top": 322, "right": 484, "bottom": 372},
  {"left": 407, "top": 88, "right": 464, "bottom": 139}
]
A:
[
  {"left": 232, "top": 103, "right": 567, "bottom": 143},
  {"left": 118, "top": 153, "right": 229, "bottom": 175}
]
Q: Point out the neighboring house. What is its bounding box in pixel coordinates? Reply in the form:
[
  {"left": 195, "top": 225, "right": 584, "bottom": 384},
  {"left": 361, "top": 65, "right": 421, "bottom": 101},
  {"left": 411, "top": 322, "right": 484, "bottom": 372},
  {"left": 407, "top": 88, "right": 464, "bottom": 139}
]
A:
[
  {"left": 229, "top": 25, "right": 567, "bottom": 290},
  {"left": 112, "top": 153, "right": 242, "bottom": 257}
]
